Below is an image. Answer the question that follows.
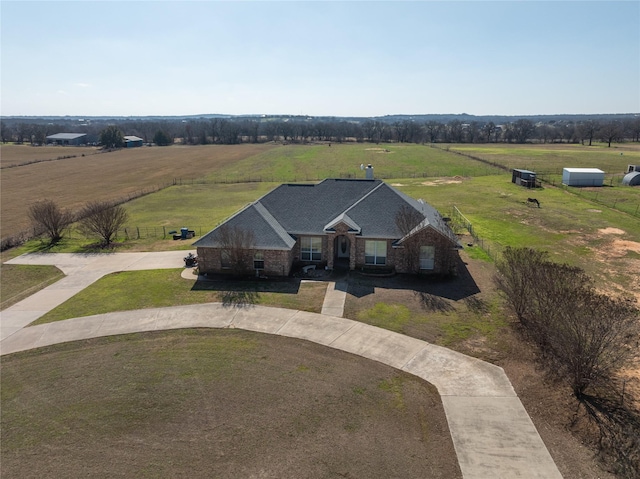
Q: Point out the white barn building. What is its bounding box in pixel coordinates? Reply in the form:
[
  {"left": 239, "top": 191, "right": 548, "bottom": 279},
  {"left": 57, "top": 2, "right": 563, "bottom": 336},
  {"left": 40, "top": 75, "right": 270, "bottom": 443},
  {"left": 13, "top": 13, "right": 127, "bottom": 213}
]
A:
[{"left": 562, "top": 168, "right": 605, "bottom": 187}]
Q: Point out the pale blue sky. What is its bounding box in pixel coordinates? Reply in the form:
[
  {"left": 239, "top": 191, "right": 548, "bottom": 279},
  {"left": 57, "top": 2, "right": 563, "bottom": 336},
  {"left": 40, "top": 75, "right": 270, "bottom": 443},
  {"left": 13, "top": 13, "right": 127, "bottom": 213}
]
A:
[{"left": 2, "top": 1, "right": 639, "bottom": 117}]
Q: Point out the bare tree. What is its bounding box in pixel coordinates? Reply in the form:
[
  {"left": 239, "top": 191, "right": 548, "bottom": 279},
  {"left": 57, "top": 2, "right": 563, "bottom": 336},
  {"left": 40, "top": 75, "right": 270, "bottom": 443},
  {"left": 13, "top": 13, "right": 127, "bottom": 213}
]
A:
[
  {"left": 425, "top": 121, "right": 442, "bottom": 143},
  {"left": 446, "top": 120, "right": 464, "bottom": 143},
  {"left": 494, "top": 247, "right": 550, "bottom": 326},
  {"left": 512, "top": 119, "right": 535, "bottom": 143},
  {"left": 578, "top": 120, "right": 599, "bottom": 146},
  {"left": 395, "top": 205, "right": 425, "bottom": 274},
  {"left": 0, "top": 120, "right": 13, "bottom": 143},
  {"left": 549, "top": 290, "right": 638, "bottom": 397},
  {"left": 78, "top": 201, "right": 128, "bottom": 246},
  {"left": 495, "top": 247, "right": 639, "bottom": 397},
  {"left": 217, "top": 224, "right": 256, "bottom": 276},
  {"left": 599, "top": 121, "right": 623, "bottom": 147},
  {"left": 626, "top": 117, "right": 640, "bottom": 142},
  {"left": 482, "top": 121, "right": 497, "bottom": 143},
  {"left": 466, "top": 122, "right": 480, "bottom": 143},
  {"left": 28, "top": 199, "right": 73, "bottom": 244}
]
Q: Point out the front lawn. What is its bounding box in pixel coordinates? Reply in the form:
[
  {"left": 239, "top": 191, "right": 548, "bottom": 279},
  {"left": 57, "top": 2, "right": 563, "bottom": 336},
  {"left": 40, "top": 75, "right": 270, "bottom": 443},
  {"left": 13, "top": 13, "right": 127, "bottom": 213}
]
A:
[{"left": 32, "top": 270, "right": 328, "bottom": 325}]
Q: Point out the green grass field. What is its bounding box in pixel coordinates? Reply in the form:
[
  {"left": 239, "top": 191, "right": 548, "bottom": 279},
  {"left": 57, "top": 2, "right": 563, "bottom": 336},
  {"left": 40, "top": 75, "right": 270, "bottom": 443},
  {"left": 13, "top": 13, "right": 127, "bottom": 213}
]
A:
[
  {"left": 0, "top": 264, "right": 65, "bottom": 310},
  {"left": 447, "top": 142, "right": 640, "bottom": 174},
  {"left": 210, "top": 143, "right": 505, "bottom": 182}
]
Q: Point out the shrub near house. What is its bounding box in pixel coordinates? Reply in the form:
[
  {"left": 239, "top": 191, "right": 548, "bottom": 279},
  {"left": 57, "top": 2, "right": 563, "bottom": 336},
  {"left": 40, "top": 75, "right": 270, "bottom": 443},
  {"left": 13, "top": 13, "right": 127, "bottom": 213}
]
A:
[{"left": 194, "top": 178, "right": 461, "bottom": 277}]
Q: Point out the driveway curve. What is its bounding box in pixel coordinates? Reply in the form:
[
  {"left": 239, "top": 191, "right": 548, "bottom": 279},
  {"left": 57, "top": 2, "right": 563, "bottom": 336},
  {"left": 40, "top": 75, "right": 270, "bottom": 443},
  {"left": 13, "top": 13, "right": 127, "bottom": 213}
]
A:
[{"left": 1, "top": 252, "right": 562, "bottom": 478}]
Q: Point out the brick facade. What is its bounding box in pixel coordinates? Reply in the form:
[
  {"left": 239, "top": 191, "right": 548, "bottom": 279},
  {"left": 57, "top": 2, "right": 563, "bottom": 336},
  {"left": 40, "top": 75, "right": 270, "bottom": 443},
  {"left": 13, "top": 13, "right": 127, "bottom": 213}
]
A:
[
  {"left": 196, "top": 247, "right": 294, "bottom": 277},
  {"left": 198, "top": 226, "right": 457, "bottom": 277},
  {"left": 392, "top": 228, "right": 458, "bottom": 275}
]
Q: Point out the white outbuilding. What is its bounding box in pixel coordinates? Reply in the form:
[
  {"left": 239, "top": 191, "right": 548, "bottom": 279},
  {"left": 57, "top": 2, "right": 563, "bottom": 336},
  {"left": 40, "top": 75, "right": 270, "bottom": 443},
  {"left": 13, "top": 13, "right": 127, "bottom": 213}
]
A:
[
  {"left": 622, "top": 171, "right": 640, "bottom": 186},
  {"left": 562, "top": 168, "right": 605, "bottom": 187}
]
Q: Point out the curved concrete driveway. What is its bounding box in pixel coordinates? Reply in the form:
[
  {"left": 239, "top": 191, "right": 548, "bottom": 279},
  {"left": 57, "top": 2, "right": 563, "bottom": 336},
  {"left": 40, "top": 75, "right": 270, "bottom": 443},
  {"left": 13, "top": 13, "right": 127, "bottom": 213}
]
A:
[
  {"left": 1, "top": 251, "right": 192, "bottom": 340},
  {"left": 1, "top": 253, "right": 562, "bottom": 479}
]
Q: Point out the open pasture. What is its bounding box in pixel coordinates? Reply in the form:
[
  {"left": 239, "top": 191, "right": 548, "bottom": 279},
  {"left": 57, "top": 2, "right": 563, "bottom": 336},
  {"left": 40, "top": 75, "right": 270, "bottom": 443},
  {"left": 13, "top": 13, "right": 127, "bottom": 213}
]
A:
[
  {"left": 0, "top": 144, "right": 102, "bottom": 168},
  {"left": 445, "top": 143, "right": 640, "bottom": 216},
  {"left": 447, "top": 142, "right": 640, "bottom": 176},
  {"left": 0, "top": 144, "right": 275, "bottom": 241},
  {"left": 209, "top": 143, "right": 504, "bottom": 182}
]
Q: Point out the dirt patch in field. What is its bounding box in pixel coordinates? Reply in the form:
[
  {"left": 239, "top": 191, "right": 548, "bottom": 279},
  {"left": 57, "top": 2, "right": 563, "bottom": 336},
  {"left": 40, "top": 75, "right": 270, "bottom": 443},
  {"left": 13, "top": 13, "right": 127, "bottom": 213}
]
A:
[
  {"left": 364, "top": 147, "right": 392, "bottom": 153},
  {"left": 421, "top": 176, "right": 465, "bottom": 186},
  {"left": 587, "top": 209, "right": 602, "bottom": 213},
  {"left": 607, "top": 239, "right": 640, "bottom": 255},
  {"left": 1, "top": 330, "right": 461, "bottom": 479},
  {"left": 598, "top": 227, "right": 626, "bottom": 235},
  {"left": 586, "top": 228, "right": 640, "bottom": 299}
]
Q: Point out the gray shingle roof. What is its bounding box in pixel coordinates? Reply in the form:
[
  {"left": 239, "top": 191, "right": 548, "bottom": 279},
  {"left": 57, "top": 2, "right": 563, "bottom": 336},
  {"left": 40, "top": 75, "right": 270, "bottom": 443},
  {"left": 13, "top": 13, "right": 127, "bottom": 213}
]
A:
[
  {"left": 259, "top": 179, "right": 380, "bottom": 234},
  {"left": 195, "top": 179, "right": 460, "bottom": 250},
  {"left": 193, "top": 202, "right": 296, "bottom": 250}
]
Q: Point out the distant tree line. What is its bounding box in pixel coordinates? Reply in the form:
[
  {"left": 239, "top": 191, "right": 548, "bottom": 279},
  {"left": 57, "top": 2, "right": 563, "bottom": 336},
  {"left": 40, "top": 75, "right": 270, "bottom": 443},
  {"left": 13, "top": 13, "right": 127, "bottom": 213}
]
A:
[{"left": 2, "top": 114, "right": 639, "bottom": 147}]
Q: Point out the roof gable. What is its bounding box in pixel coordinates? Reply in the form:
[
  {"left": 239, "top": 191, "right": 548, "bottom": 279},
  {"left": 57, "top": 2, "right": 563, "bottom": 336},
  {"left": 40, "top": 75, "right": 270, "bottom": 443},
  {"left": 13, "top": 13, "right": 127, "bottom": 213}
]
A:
[
  {"left": 323, "top": 213, "right": 361, "bottom": 233},
  {"left": 193, "top": 202, "right": 295, "bottom": 250}
]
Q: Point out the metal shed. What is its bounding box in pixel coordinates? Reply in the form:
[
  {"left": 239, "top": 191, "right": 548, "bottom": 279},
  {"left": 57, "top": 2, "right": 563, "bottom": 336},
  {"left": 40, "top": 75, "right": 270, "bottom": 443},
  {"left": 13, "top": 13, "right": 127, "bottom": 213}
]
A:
[
  {"left": 124, "top": 136, "right": 144, "bottom": 148},
  {"left": 622, "top": 171, "right": 640, "bottom": 186},
  {"left": 562, "top": 168, "right": 605, "bottom": 187},
  {"left": 512, "top": 169, "right": 537, "bottom": 188},
  {"left": 46, "top": 133, "right": 87, "bottom": 145}
]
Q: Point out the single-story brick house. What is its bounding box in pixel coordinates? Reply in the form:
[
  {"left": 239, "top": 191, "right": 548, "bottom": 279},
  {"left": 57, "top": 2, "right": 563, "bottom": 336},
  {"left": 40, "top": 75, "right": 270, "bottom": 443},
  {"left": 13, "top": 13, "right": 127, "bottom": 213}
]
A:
[{"left": 193, "top": 178, "right": 462, "bottom": 277}]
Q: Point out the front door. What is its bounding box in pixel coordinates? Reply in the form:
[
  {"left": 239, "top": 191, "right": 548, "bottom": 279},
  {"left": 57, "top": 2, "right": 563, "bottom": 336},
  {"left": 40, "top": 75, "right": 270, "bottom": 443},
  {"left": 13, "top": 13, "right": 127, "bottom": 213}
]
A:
[{"left": 335, "top": 235, "right": 350, "bottom": 259}]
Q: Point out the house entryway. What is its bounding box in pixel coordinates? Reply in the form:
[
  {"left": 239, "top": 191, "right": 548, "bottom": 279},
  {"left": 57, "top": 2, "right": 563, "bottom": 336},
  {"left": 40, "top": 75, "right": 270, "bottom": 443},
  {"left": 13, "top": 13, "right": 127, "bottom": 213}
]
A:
[{"left": 334, "top": 235, "right": 351, "bottom": 270}]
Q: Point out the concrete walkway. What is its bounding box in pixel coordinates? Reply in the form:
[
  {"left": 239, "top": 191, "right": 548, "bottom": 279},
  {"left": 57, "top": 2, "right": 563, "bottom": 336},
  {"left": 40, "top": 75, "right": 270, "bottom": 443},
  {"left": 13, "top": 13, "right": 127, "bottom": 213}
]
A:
[
  {"left": 1, "top": 252, "right": 562, "bottom": 479},
  {"left": 320, "top": 280, "right": 348, "bottom": 317}
]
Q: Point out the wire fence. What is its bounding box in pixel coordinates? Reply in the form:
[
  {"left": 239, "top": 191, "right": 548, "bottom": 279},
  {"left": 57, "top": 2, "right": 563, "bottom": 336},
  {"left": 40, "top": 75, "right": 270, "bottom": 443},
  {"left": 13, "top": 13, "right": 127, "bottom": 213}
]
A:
[
  {"left": 450, "top": 206, "right": 503, "bottom": 262},
  {"left": 171, "top": 168, "right": 500, "bottom": 185},
  {"left": 60, "top": 226, "right": 208, "bottom": 241},
  {"left": 116, "top": 226, "right": 206, "bottom": 240}
]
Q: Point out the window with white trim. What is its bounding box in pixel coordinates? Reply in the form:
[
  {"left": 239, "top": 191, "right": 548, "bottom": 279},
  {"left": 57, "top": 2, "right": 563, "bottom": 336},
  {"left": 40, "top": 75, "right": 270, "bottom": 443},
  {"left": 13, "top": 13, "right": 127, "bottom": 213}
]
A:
[
  {"left": 365, "top": 240, "right": 386, "bottom": 265},
  {"left": 254, "top": 251, "right": 264, "bottom": 270},
  {"left": 420, "top": 246, "right": 435, "bottom": 270},
  {"left": 301, "top": 237, "right": 322, "bottom": 261}
]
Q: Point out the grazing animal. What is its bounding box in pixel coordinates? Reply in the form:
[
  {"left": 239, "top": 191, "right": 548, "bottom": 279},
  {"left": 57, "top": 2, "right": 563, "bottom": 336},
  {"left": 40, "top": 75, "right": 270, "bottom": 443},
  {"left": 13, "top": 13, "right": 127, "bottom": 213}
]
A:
[{"left": 527, "top": 198, "right": 540, "bottom": 208}]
